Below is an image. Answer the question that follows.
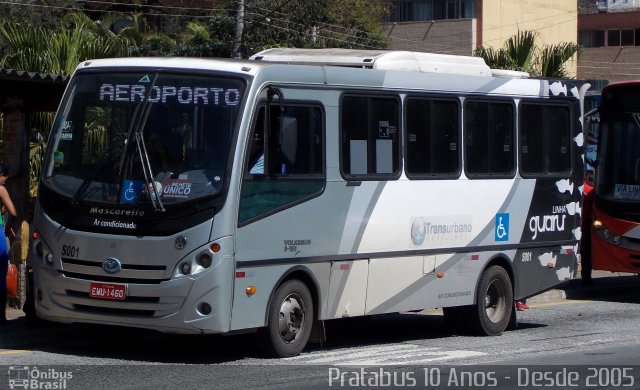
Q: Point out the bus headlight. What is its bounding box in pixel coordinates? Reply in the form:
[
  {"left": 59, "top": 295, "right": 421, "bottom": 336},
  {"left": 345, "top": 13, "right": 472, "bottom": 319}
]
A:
[
  {"left": 197, "top": 253, "right": 212, "bottom": 268},
  {"left": 594, "top": 222, "right": 624, "bottom": 246},
  {"left": 174, "top": 244, "right": 220, "bottom": 278},
  {"left": 34, "top": 240, "right": 54, "bottom": 266},
  {"left": 179, "top": 262, "right": 192, "bottom": 275},
  {"left": 592, "top": 219, "right": 603, "bottom": 230}
]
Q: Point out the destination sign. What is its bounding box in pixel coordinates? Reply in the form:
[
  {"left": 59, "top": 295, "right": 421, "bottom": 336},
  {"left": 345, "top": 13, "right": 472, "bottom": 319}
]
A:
[{"left": 99, "top": 84, "right": 241, "bottom": 106}]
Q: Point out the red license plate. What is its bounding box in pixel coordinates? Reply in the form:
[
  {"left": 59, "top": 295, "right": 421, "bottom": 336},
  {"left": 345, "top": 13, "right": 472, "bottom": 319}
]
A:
[{"left": 89, "top": 282, "right": 126, "bottom": 301}]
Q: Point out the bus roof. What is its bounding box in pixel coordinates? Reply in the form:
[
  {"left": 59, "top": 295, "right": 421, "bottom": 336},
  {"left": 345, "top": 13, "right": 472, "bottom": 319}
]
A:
[
  {"left": 74, "top": 56, "right": 256, "bottom": 75},
  {"left": 73, "top": 53, "right": 578, "bottom": 99},
  {"left": 250, "top": 48, "right": 493, "bottom": 77}
]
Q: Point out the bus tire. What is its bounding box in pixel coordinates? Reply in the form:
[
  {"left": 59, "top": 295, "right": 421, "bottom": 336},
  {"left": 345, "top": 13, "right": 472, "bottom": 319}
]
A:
[
  {"left": 470, "top": 265, "right": 513, "bottom": 336},
  {"left": 259, "top": 279, "right": 314, "bottom": 358}
]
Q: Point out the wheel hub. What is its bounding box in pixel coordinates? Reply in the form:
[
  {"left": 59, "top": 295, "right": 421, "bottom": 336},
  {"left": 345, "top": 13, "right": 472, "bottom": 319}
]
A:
[
  {"left": 278, "top": 293, "right": 305, "bottom": 343},
  {"left": 485, "top": 280, "right": 506, "bottom": 323}
]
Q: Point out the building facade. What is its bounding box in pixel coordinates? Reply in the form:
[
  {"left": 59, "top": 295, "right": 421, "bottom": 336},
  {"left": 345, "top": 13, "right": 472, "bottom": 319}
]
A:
[
  {"left": 383, "top": 0, "right": 578, "bottom": 76},
  {"left": 578, "top": 6, "right": 640, "bottom": 81}
]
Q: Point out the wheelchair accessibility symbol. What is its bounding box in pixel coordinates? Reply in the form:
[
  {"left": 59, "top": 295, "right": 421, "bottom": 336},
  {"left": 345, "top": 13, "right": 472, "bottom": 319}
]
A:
[
  {"left": 120, "top": 180, "right": 142, "bottom": 204},
  {"left": 495, "top": 213, "right": 509, "bottom": 242}
]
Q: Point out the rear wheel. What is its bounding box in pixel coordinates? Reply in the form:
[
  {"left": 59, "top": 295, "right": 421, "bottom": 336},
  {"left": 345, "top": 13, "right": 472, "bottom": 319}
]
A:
[
  {"left": 469, "top": 265, "right": 513, "bottom": 336},
  {"left": 259, "top": 279, "right": 314, "bottom": 358}
]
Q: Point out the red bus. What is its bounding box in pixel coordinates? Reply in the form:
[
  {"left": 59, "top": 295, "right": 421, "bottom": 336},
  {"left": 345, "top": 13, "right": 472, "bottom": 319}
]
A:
[{"left": 584, "top": 81, "right": 640, "bottom": 278}]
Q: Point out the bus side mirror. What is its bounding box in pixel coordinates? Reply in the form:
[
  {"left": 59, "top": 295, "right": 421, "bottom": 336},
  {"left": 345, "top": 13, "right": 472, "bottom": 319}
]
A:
[{"left": 280, "top": 117, "right": 297, "bottom": 164}]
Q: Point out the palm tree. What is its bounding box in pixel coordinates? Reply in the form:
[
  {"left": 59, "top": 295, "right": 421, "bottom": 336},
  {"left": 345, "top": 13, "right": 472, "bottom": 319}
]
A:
[
  {"left": 474, "top": 30, "right": 578, "bottom": 78},
  {"left": 503, "top": 30, "right": 537, "bottom": 73},
  {"left": 0, "top": 16, "right": 133, "bottom": 75},
  {"left": 537, "top": 42, "right": 580, "bottom": 78}
]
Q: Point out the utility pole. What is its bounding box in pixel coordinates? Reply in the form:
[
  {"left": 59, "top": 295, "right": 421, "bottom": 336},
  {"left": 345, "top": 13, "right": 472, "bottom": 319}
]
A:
[{"left": 233, "top": 0, "right": 244, "bottom": 58}]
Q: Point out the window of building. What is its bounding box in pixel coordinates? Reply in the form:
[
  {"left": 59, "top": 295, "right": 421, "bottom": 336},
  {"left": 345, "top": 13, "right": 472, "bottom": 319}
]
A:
[
  {"left": 621, "top": 29, "right": 635, "bottom": 46},
  {"left": 341, "top": 95, "right": 400, "bottom": 179},
  {"left": 519, "top": 102, "right": 572, "bottom": 177},
  {"left": 579, "top": 30, "right": 606, "bottom": 47},
  {"left": 595, "top": 30, "right": 606, "bottom": 47},
  {"left": 405, "top": 97, "right": 460, "bottom": 177},
  {"left": 239, "top": 102, "right": 324, "bottom": 224},
  {"left": 388, "top": 0, "right": 475, "bottom": 22},
  {"left": 464, "top": 100, "right": 515, "bottom": 178},
  {"left": 608, "top": 30, "right": 621, "bottom": 46}
]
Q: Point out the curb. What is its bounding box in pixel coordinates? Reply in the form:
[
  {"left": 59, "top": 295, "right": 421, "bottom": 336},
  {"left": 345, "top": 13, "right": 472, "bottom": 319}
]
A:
[{"left": 527, "top": 288, "right": 567, "bottom": 304}]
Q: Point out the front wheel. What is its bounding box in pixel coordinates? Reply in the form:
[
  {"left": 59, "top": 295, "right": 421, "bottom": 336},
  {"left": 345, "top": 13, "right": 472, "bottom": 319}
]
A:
[
  {"left": 470, "top": 265, "right": 513, "bottom": 336},
  {"left": 259, "top": 279, "right": 314, "bottom": 358}
]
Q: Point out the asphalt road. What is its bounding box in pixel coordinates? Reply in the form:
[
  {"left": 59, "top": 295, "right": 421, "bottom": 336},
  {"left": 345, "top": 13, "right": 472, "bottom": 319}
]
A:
[{"left": 1, "top": 271, "right": 640, "bottom": 389}]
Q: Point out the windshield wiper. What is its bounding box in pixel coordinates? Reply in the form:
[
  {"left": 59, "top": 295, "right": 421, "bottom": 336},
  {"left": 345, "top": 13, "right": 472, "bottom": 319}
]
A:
[
  {"left": 116, "top": 73, "right": 165, "bottom": 212},
  {"left": 71, "top": 155, "right": 113, "bottom": 205},
  {"left": 135, "top": 125, "right": 165, "bottom": 212}
]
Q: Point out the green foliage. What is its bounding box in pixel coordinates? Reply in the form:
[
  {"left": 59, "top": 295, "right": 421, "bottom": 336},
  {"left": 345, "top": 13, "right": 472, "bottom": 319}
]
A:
[
  {"left": 538, "top": 42, "right": 580, "bottom": 78},
  {"left": 239, "top": 0, "right": 389, "bottom": 56},
  {"left": 504, "top": 30, "right": 537, "bottom": 73},
  {"left": 0, "top": 18, "right": 133, "bottom": 75},
  {"left": 0, "top": 0, "right": 80, "bottom": 30},
  {"left": 474, "top": 30, "right": 578, "bottom": 78},
  {"left": 474, "top": 47, "right": 515, "bottom": 70},
  {"left": 133, "top": 33, "right": 178, "bottom": 56}
]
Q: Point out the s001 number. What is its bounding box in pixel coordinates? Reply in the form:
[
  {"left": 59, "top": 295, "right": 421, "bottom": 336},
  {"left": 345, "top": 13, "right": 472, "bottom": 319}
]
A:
[{"left": 61, "top": 245, "right": 79, "bottom": 258}]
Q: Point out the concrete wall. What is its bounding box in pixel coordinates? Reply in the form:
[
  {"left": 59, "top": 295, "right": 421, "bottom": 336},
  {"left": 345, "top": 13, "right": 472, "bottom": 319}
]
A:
[
  {"left": 383, "top": 19, "right": 476, "bottom": 56},
  {"left": 578, "top": 47, "right": 640, "bottom": 81},
  {"left": 480, "top": 0, "right": 578, "bottom": 76}
]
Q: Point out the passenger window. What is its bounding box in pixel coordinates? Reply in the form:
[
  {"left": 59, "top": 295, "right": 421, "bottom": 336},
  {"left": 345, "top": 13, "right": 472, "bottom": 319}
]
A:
[
  {"left": 341, "top": 95, "right": 400, "bottom": 178},
  {"left": 239, "top": 102, "right": 324, "bottom": 225},
  {"left": 464, "top": 100, "right": 515, "bottom": 178},
  {"left": 406, "top": 97, "right": 460, "bottom": 177},
  {"left": 520, "top": 103, "right": 571, "bottom": 176}
]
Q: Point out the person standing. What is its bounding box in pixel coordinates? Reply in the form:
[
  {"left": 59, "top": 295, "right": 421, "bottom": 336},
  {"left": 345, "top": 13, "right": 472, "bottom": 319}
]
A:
[{"left": 0, "top": 163, "right": 17, "bottom": 325}]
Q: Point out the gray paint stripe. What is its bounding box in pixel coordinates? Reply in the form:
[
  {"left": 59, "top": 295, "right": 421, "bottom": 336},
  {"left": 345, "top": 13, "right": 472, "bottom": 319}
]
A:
[{"left": 351, "top": 181, "right": 387, "bottom": 253}]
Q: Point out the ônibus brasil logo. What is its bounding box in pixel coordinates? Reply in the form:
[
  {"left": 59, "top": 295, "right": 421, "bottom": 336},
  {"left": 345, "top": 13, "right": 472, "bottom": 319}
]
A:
[{"left": 8, "top": 366, "right": 73, "bottom": 390}]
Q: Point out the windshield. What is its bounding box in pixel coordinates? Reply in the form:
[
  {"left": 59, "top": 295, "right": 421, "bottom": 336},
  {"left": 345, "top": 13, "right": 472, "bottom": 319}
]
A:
[
  {"left": 42, "top": 71, "right": 245, "bottom": 206},
  {"left": 596, "top": 113, "right": 640, "bottom": 201}
]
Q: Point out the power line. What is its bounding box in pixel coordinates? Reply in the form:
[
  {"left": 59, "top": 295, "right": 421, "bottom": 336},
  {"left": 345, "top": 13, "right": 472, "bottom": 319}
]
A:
[
  {"left": 80, "top": 0, "right": 225, "bottom": 12},
  {"left": 0, "top": 0, "right": 225, "bottom": 18}
]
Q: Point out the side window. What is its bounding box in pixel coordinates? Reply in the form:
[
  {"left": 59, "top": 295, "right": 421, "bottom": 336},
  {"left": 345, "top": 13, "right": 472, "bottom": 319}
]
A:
[
  {"left": 464, "top": 100, "right": 515, "bottom": 178},
  {"left": 520, "top": 102, "right": 572, "bottom": 176},
  {"left": 239, "top": 102, "right": 324, "bottom": 225},
  {"left": 406, "top": 97, "right": 460, "bottom": 177},
  {"left": 341, "top": 95, "right": 400, "bottom": 178}
]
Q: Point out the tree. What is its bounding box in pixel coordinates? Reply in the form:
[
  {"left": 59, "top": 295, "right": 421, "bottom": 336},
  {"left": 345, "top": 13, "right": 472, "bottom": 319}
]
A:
[
  {"left": 243, "top": 0, "right": 389, "bottom": 56},
  {"left": 0, "top": 17, "right": 133, "bottom": 75},
  {"left": 184, "top": 0, "right": 390, "bottom": 59},
  {"left": 0, "top": 0, "right": 80, "bottom": 30},
  {"left": 578, "top": 0, "right": 599, "bottom": 14},
  {"left": 474, "top": 30, "right": 579, "bottom": 78}
]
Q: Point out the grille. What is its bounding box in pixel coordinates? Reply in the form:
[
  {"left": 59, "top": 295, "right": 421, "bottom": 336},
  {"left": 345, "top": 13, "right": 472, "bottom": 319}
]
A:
[
  {"left": 61, "top": 271, "right": 165, "bottom": 284},
  {"left": 62, "top": 258, "right": 166, "bottom": 271},
  {"left": 73, "top": 304, "right": 155, "bottom": 317},
  {"left": 60, "top": 257, "right": 168, "bottom": 284}
]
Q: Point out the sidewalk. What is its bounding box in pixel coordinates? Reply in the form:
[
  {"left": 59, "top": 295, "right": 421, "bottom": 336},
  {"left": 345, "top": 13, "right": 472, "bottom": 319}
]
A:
[{"left": 528, "top": 270, "right": 640, "bottom": 305}]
